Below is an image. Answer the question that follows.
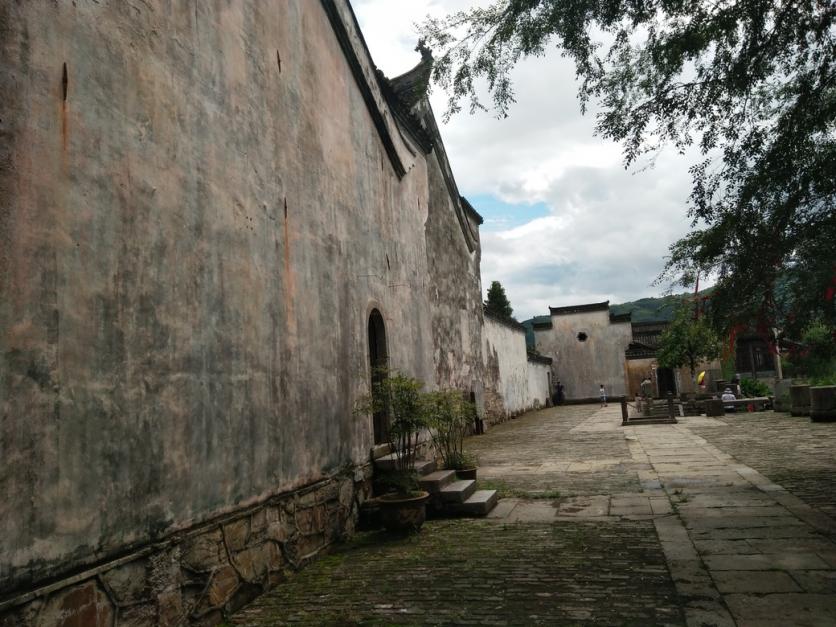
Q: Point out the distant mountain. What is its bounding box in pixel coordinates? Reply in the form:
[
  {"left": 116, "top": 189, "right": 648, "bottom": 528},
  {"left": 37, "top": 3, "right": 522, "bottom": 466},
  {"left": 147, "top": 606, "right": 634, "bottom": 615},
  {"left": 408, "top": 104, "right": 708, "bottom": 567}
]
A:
[
  {"left": 609, "top": 294, "right": 684, "bottom": 322},
  {"left": 611, "top": 288, "right": 715, "bottom": 321}
]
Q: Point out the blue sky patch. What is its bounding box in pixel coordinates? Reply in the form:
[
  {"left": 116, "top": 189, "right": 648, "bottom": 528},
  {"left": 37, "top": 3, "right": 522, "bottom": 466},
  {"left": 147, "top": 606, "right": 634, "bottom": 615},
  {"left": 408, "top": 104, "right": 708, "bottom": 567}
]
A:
[{"left": 465, "top": 194, "right": 551, "bottom": 231}]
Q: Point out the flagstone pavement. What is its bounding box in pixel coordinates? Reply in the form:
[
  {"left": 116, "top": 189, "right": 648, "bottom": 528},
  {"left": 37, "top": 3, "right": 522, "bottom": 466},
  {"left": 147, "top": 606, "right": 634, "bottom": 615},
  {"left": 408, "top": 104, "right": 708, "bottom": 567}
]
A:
[{"left": 233, "top": 404, "right": 836, "bottom": 626}]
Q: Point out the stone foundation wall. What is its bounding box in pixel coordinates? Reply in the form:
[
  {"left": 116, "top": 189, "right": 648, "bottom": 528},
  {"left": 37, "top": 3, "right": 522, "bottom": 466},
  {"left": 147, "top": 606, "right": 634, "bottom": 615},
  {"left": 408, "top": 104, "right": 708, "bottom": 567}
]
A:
[{"left": 0, "top": 468, "right": 371, "bottom": 627}]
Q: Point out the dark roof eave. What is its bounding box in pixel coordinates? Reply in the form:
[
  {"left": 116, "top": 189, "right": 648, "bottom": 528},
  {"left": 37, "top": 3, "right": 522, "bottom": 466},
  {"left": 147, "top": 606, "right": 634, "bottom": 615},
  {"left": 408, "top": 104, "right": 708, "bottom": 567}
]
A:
[
  {"left": 609, "top": 312, "right": 632, "bottom": 323},
  {"left": 459, "top": 196, "right": 484, "bottom": 225},
  {"left": 483, "top": 308, "right": 526, "bottom": 332},
  {"left": 549, "top": 301, "right": 610, "bottom": 316}
]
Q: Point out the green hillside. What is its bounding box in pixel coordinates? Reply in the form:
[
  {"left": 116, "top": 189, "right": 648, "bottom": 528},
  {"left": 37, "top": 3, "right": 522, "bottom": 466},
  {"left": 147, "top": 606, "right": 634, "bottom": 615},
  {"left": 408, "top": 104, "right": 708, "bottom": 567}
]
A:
[{"left": 609, "top": 294, "right": 684, "bottom": 322}]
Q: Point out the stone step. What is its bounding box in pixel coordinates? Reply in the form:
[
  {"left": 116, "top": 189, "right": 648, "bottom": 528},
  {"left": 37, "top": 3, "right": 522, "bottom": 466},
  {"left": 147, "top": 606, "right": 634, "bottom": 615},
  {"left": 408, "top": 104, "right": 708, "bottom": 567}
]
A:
[
  {"left": 419, "top": 470, "right": 457, "bottom": 493},
  {"left": 415, "top": 459, "right": 437, "bottom": 476},
  {"left": 623, "top": 417, "right": 678, "bottom": 426},
  {"left": 446, "top": 490, "right": 499, "bottom": 517},
  {"left": 374, "top": 455, "right": 436, "bottom": 475},
  {"left": 438, "top": 479, "right": 477, "bottom": 504}
]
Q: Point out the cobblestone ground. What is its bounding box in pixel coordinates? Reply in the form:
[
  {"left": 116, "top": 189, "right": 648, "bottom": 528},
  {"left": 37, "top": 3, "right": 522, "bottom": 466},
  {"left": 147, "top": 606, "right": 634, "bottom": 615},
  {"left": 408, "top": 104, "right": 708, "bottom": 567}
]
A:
[
  {"left": 467, "top": 405, "right": 643, "bottom": 497},
  {"left": 687, "top": 411, "right": 836, "bottom": 523},
  {"left": 233, "top": 405, "right": 836, "bottom": 626},
  {"left": 232, "top": 518, "right": 681, "bottom": 626}
]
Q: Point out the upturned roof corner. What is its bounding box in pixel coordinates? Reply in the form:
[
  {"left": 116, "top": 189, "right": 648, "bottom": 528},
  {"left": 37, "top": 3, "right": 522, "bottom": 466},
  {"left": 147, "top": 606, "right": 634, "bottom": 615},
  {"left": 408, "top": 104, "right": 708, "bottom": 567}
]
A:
[{"left": 388, "top": 40, "right": 434, "bottom": 109}]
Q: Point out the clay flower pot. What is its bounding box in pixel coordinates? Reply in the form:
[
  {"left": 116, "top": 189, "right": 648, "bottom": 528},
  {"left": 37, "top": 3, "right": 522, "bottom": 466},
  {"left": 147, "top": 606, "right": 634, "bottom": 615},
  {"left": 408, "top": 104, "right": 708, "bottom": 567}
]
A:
[
  {"left": 810, "top": 386, "right": 836, "bottom": 422},
  {"left": 456, "top": 467, "right": 477, "bottom": 481},
  {"left": 790, "top": 384, "right": 811, "bottom": 417},
  {"left": 378, "top": 491, "right": 430, "bottom": 532}
]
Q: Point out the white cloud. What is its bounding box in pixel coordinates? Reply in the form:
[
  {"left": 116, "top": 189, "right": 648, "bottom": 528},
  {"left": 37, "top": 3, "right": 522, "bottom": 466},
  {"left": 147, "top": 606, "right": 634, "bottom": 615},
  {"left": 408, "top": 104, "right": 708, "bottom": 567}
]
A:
[{"left": 353, "top": 0, "right": 700, "bottom": 320}]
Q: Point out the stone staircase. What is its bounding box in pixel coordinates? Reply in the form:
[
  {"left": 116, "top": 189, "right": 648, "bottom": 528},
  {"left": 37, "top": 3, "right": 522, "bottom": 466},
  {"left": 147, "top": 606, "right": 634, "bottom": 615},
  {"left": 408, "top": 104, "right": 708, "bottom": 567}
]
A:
[{"left": 373, "top": 454, "right": 498, "bottom": 517}]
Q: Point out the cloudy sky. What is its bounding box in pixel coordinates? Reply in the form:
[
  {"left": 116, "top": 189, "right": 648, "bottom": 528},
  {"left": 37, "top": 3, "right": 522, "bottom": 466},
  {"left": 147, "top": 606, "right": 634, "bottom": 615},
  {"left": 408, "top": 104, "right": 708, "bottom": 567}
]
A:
[{"left": 354, "top": 0, "right": 698, "bottom": 321}]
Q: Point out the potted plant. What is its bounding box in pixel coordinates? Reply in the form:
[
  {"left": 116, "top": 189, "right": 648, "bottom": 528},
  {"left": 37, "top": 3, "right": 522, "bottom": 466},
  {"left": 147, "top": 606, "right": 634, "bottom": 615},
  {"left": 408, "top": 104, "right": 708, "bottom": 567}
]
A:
[
  {"left": 425, "top": 389, "right": 478, "bottom": 480},
  {"left": 357, "top": 370, "right": 430, "bottom": 532}
]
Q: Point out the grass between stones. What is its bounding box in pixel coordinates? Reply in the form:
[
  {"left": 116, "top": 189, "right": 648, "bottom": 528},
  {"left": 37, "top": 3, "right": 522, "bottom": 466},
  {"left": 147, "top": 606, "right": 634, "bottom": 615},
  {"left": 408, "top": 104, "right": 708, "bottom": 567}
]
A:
[{"left": 477, "top": 478, "right": 562, "bottom": 501}]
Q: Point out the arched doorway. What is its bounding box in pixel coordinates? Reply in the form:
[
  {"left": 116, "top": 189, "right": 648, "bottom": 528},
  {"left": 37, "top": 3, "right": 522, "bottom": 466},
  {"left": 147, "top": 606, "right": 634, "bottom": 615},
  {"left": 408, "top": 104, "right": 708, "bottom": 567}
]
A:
[{"left": 368, "top": 309, "right": 388, "bottom": 444}]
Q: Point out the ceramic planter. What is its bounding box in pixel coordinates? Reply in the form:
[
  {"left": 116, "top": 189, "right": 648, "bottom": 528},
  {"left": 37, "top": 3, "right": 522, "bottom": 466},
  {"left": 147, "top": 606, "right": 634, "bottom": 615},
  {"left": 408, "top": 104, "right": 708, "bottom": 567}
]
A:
[
  {"left": 378, "top": 491, "right": 430, "bottom": 532},
  {"left": 455, "top": 467, "right": 477, "bottom": 481},
  {"left": 810, "top": 386, "right": 836, "bottom": 422},
  {"left": 790, "top": 384, "right": 811, "bottom": 417}
]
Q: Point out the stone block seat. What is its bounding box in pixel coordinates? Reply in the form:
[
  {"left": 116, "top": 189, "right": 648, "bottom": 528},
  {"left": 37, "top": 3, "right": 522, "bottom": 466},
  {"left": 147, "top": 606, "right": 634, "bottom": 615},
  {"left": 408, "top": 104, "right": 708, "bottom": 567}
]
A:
[{"left": 722, "top": 396, "right": 772, "bottom": 412}]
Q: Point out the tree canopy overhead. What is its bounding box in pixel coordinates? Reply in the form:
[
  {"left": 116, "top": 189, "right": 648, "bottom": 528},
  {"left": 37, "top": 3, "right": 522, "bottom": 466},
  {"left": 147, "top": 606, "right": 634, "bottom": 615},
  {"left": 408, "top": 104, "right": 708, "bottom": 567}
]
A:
[{"left": 420, "top": 0, "right": 836, "bottom": 337}]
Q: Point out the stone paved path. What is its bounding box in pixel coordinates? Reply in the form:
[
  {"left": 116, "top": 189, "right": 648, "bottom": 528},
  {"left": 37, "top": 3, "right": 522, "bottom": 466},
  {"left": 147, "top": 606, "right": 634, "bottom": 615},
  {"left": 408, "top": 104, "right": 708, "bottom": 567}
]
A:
[{"left": 233, "top": 405, "right": 836, "bottom": 626}]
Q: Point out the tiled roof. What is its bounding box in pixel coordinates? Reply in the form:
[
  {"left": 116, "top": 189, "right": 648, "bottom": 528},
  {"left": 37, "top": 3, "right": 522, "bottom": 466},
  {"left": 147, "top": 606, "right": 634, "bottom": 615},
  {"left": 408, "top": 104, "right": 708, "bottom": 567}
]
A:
[{"left": 549, "top": 301, "right": 610, "bottom": 315}]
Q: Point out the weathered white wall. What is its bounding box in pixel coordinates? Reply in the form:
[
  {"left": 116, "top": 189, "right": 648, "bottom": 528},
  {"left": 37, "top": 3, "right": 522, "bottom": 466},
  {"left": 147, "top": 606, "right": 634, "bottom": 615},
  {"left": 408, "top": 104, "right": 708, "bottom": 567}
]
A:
[
  {"left": 482, "top": 316, "right": 550, "bottom": 420},
  {"left": 535, "top": 310, "right": 633, "bottom": 399},
  {"left": 0, "top": 0, "right": 482, "bottom": 599},
  {"left": 526, "top": 360, "right": 551, "bottom": 409},
  {"left": 483, "top": 317, "right": 528, "bottom": 417}
]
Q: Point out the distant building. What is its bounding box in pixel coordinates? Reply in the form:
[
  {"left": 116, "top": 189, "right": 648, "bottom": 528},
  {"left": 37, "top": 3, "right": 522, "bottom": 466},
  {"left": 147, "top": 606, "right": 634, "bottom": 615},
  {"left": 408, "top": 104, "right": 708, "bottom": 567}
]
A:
[
  {"left": 532, "top": 301, "right": 633, "bottom": 400},
  {"left": 530, "top": 304, "right": 724, "bottom": 400}
]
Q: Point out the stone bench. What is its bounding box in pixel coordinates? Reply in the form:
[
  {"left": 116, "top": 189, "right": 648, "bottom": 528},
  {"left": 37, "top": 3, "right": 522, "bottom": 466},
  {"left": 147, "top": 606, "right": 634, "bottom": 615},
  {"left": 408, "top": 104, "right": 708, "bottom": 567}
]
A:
[{"left": 721, "top": 397, "right": 771, "bottom": 412}]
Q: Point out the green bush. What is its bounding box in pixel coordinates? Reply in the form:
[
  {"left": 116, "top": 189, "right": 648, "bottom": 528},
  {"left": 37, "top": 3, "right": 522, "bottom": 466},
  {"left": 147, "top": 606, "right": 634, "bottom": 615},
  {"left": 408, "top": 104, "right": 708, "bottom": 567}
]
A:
[
  {"left": 425, "top": 389, "right": 477, "bottom": 471},
  {"left": 740, "top": 378, "right": 771, "bottom": 397},
  {"left": 792, "top": 321, "right": 836, "bottom": 379},
  {"left": 355, "top": 370, "right": 428, "bottom": 495}
]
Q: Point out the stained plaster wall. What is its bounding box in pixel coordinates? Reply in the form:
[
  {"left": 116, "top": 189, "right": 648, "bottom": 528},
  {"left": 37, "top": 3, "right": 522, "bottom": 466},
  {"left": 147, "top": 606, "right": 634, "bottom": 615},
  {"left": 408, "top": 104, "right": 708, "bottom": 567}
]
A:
[
  {"left": 526, "top": 361, "right": 551, "bottom": 409},
  {"left": 535, "top": 311, "right": 632, "bottom": 400},
  {"left": 0, "top": 0, "right": 451, "bottom": 602},
  {"left": 423, "top": 138, "right": 484, "bottom": 409},
  {"left": 482, "top": 316, "right": 547, "bottom": 419}
]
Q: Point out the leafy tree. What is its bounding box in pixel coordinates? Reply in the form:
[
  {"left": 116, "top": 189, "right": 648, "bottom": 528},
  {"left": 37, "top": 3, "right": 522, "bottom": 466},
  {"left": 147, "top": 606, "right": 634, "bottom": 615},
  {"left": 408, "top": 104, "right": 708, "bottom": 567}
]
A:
[
  {"left": 791, "top": 320, "right": 836, "bottom": 380},
  {"left": 484, "top": 280, "right": 514, "bottom": 320},
  {"left": 420, "top": 1, "right": 836, "bottom": 335},
  {"left": 657, "top": 304, "right": 721, "bottom": 381}
]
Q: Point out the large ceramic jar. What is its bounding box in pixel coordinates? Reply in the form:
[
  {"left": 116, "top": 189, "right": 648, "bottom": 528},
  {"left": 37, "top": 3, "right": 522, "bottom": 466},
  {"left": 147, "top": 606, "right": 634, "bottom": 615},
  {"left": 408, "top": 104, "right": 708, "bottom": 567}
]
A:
[{"left": 378, "top": 491, "right": 430, "bottom": 532}]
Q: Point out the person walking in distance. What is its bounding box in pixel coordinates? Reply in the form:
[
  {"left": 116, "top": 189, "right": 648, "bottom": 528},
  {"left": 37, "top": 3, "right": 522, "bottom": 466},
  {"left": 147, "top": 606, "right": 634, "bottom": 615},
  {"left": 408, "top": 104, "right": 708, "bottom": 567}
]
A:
[{"left": 599, "top": 384, "right": 607, "bottom": 407}]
